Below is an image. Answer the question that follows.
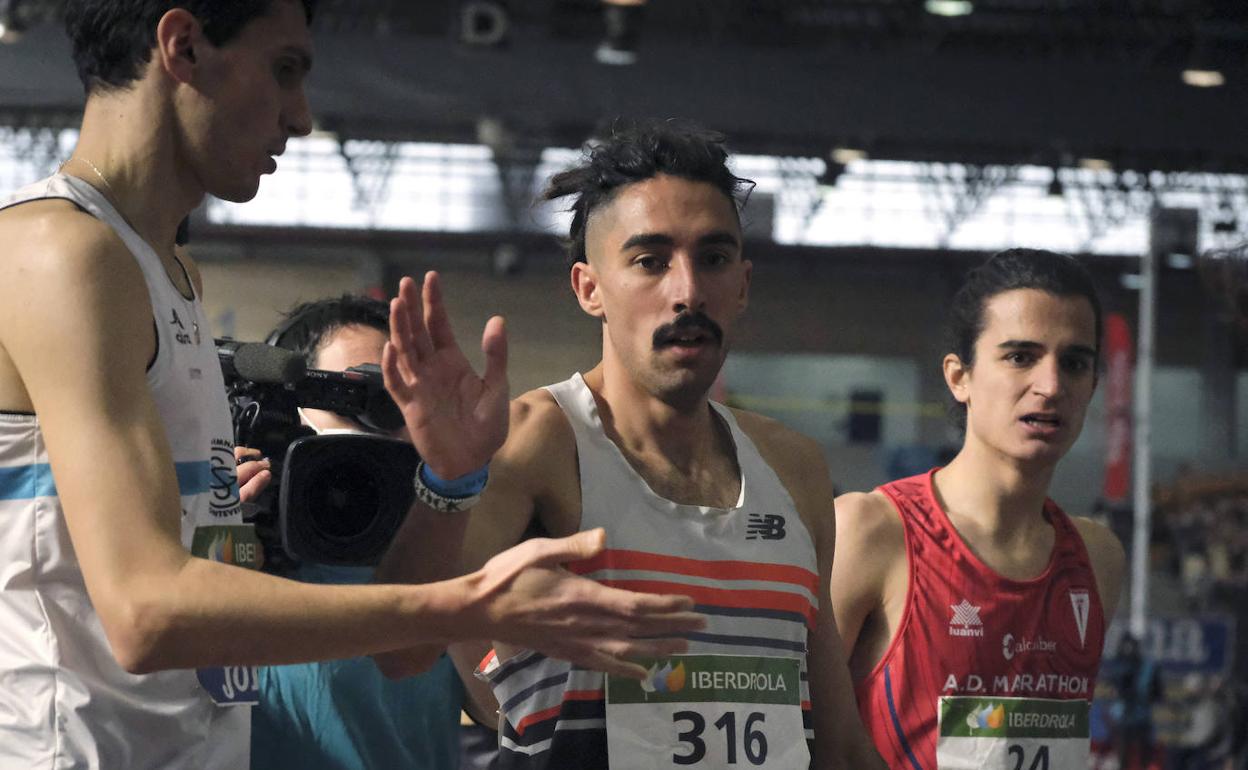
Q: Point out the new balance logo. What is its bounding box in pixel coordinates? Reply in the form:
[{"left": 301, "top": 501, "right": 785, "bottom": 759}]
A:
[
  {"left": 949, "top": 599, "right": 984, "bottom": 637},
  {"left": 746, "top": 513, "right": 786, "bottom": 540}
]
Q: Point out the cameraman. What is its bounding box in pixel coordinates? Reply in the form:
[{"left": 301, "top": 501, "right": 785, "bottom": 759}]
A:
[{"left": 247, "top": 295, "right": 463, "bottom": 769}]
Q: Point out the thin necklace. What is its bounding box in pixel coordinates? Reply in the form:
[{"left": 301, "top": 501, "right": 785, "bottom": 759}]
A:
[
  {"left": 58, "top": 156, "right": 198, "bottom": 309},
  {"left": 62, "top": 156, "right": 115, "bottom": 193}
]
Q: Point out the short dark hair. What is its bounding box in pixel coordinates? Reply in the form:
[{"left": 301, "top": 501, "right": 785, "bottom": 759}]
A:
[
  {"left": 267, "top": 295, "right": 389, "bottom": 366},
  {"left": 542, "top": 118, "right": 755, "bottom": 266},
  {"left": 65, "top": 0, "right": 317, "bottom": 94},
  {"left": 947, "top": 248, "right": 1103, "bottom": 424}
]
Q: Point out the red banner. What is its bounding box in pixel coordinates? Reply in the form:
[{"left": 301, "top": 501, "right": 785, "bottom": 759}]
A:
[{"left": 1102, "top": 313, "right": 1133, "bottom": 503}]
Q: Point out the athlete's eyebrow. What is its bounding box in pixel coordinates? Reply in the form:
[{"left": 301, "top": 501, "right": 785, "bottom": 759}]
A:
[
  {"left": 997, "top": 340, "right": 1043, "bottom": 351},
  {"left": 619, "top": 231, "right": 741, "bottom": 252},
  {"left": 697, "top": 231, "right": 741, "bottom": 249},
  {"left": 619, "top": 233, "right": 674, "bottom": 252},
  {"left": 1064, "top": 344, "right": 1098, "bottom": 360},
  {"left": 998, "top": 340, "right": 1097, "bottom": 359}
]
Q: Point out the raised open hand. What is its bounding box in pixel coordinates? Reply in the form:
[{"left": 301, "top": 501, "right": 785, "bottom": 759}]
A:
[
  {"left": 466, "top": 529, "right": 706, "bottom": 679},
  {"left": 381, "top": 272, "right": 508, "bottom": 479}
]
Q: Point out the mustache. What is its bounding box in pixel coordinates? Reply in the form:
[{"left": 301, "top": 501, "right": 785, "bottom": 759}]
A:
[{"left": 652, "top": 312, "right": 724, "bottom": 348}]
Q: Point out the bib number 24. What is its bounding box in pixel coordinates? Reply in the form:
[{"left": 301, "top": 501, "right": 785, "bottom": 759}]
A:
[
  {"left": 1008, "top": 744, "right": 1050, "bottom": 770},
  {"left": 673, "top": 710, "right": 768, "bottom": 765}
]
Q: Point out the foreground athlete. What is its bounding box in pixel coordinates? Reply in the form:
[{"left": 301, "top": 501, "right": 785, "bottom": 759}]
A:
[
  {"left": 832, "top": 248, "right": 1126, "bottom": 769},
  {"left": 377, "top": 120, "right": 885, "bottom": 769},
  {"left": 0, "top": 3, "right": 700, "bottom": 766}
]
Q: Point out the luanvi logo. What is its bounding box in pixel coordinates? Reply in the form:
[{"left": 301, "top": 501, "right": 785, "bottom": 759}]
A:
[
  {"left": 746, "top": 513, "right": 787, "bottom": 540},
  {"left": 949, "top": 599, "right": 984, "bottom": 637}
]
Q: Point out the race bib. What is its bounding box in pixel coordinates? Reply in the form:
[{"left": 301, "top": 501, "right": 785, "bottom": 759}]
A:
[
  {"left": 190, "top": 525, "right": 262, "bottom": 706},
  {"left": 606, "top": 655, "right": 809, "bottom": 769},
  {"left": 936, "top": 696, "right": 1090, "bottom": 770}
]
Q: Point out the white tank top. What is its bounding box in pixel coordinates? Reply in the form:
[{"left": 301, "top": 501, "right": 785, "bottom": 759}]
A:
[
  {"left": 482, "top": 373, "right": 819, "bottom": 768},
  {"left": 0, "top": 174, "right": 250, "bottom": 769}
]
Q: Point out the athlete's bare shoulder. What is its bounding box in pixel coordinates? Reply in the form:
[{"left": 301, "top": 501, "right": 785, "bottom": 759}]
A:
[
  {"left": 506, "top": 387, "right": 576, "bottom": 460},
  {"left": 831, "top": 488, "right": 908, "bottom": 667},
  {"left": 1070, "top": 515, "right": 1127, "bottom": 618},
  {"left": 728, "top": 409, "right": 828, "bottom": 486},
  {"left": 492, "top": 386, "right": 580, "bottom": 535},
  {"left": 833, "top": 490, "right": 906, "bottom": 564},
  {"left": 0, "top": 197, "right": 154, "bottom": 410}
]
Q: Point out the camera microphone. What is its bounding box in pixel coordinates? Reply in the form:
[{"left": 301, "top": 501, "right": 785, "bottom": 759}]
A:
[{"left": 217, "top": 339, "right": 307, "bottom": 384}]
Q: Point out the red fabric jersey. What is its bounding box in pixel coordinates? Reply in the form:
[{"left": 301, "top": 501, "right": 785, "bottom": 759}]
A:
[{"left": 856, "top": 470, "right": 1106, "bottom": 770}]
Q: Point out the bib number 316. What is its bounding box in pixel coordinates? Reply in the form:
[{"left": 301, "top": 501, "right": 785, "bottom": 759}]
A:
[
  {"left": 673, "top": 710, "right": 768, "bottom": 765},
  {"left": 605, "top": 655, "right": 808, "bottom": 770}
]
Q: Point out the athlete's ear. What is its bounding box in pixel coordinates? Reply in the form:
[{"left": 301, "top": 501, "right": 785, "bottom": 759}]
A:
[
  {"left": 571, "top": 260, "right": 604, "bottom": 319},
  {"left": 943, "top": 353, "right": 970, "bottom": 404},
  {"left": 155, "top": 8, "right": 204, "bottom": 85}
]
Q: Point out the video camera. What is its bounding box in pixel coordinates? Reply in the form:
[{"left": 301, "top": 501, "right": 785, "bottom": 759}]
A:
[{"left": 217, "top": 339, "right": 418, "bottom": 570}]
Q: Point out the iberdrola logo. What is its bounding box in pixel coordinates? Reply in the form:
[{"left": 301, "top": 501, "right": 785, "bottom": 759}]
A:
[
  {"left": 640, "top": 660, "right": 686, "bottom": 698},
  {"left": 209, "top": 530, "right": 235, "bottom": 565},
  {"left": 967, "top": 703, "right": 1006, "bottom": 732}
]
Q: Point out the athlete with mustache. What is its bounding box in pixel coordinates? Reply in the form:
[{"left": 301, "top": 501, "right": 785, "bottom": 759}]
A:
[
  {"left": 831, "top": 249, "right": 1127, "bottom": 770},
  {"left": 375, "top": 119, "right": 885, "bottom": 770}
]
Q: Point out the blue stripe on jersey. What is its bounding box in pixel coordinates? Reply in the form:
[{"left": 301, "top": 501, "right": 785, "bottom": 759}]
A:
[
  {"left": 492, "top": 652, "right": 548, "bottom": 686},
  {"left": 695, "top": 604, "right": 811, "bottom": 625},
  {"left": 175, "top": 460, "right": 211, "bottom": 496},
  {"left": 0, "top": 461, "right": 210, "bottom": 501},
  {"left": 684, "top": 630, "right": 808, "bottom": 653},
  {"left": 886, "top": 664, "right": 925, "bottom": 770},
  {"left": 501, "top": 672, "right": 571, "bottom": 714},
  {"left": 0, "top": 463, "right": 56, "bottom": 500}
]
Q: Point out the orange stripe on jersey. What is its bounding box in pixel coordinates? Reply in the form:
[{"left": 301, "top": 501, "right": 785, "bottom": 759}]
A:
[
  {"left": 594, "top": 579, "right": 817, "bottom": 626},
  {"left": 513, "top": 689, "right": 603, "bottom": 736},
  {"left": 570, "top": 549, "right": 819, "bottom": 594},
  {"left": 514, "top": 704, "right": 561, "bottom": 736}
]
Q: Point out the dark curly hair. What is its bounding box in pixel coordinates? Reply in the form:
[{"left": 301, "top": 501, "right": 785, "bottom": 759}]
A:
[
  {"left": 542, "top": 118, "right": 755, "bottom": 266},
  {"left": 267, "top": 294, "right": 389, "bottom": 367},
  {"left": 65, "top": 0, "right": 317, "bottom": 94},
  {"left": 947, "top": 248, "right": 1103, "bottom": 425}
]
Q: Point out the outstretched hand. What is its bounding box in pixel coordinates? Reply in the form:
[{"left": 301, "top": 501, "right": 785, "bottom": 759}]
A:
[
  {"left": 468, "top": 529, "right": 706, "bottom": 679},
  {"left": 381, "top": 272, "right": 508, "bottom": 479}
]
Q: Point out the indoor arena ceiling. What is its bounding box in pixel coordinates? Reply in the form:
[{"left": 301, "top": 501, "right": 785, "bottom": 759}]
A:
[{"left": 1, "top": 0, "right": 1246, "bottom": 171}]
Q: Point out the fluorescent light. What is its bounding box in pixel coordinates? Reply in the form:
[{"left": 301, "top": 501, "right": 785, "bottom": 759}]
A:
[
  {"left": 1182, "top": 68, "right": 1225, "bottom": 88},
  {"left": 1078, "top": 157, "right": 1113, "bottom": 171},
  {"left": 831, "top": 147, "right": 868, "bottom": 164},
  {"left": 925, "top": 0, "right": 974, "bottom": 17}
]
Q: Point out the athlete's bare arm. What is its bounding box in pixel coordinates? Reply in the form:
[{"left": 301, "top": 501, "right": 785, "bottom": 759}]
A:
[
  {"left": 376, "top": 385, "right": 697, "bottom": 696},
  {"left": 1071, "top": 517, "right": 1127, "bottom": 620},
  {"left": 443, "top": 391, "right": 584, "bottom": 726},
  {"left": 0, "top": 212, "right": 699, "bottom": 674},
  {"left": 829, "top": 491, "right": 909, "bottom": 680},
  {"left": 735, "top": 411, "right": 887, "bottom": 770}
]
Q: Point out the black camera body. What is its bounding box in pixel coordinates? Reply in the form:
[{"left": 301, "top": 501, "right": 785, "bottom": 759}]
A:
[{"left": 218, "top": 340, "right": 418, "bottom": 570}]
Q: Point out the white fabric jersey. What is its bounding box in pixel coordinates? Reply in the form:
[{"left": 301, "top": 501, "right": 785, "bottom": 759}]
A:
[
  {"left": 0, "top": 174, "right": 250, "bottom": 769},
  {"left": 481, "top": 373, "right": 819, "bottom": 769}
]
